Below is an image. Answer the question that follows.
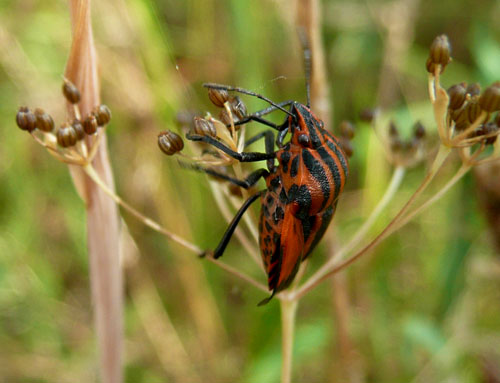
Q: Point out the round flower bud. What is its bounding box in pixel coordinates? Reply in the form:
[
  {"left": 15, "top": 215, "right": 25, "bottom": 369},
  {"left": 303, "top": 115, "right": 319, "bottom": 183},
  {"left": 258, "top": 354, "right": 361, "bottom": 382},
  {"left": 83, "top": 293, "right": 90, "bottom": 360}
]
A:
[
  {"left": 83, "top": 114, "right": 98, "bottom": 135},
  {"left": 16, "top": 106, "right": 37, "bottom": 132},
  {"left": 208, "top": 88, "right": 230, "bottom": 108},
  {"left": 465, "top": 99, "right": 482, "bottom": 124},
  {"left": 72, "top": 119, "right": 85, "bottom": 140},
  {"left": 479, "top": 82, "right": 500, "bottom": 112},
  {"left": 339, "top": 120, "right": 355, "bottom": 139},
  {"left": 447, "top": 83, "right": 467, "bottom": 110},
  {"left": 94, "top": 104, "right": 112, "bottom": 126},
  {"left": 193, "top": 117, "right": 216, "bottom": 137},
  {"left": 230, "top": 96, "right": 247, "bottom": 120},
  {"left": 466, "top": 83, "right": 481, "bottom": 97},
  {"left": 429, "top": 35, "right": 451, "bottom": 67},
  {"left": 339, "top": 137, "right": 353, "bottom": 158},
  {"left": 57, "top": 124, "right": 77, "bottom": 148},
  {"left": 388, "top": 121, "right": 399, "bottom": 138},
  {"left": 158, "top": 130, "right": 184, "bottom": 155},
  {"left": 34, "top": 108, "right": 54, "bottom": 132},
  {"left": 62, "top": 80, "right": 81, "bottom": 104},
  {"left": 413, "top": 121, "right": 426, "bottom": 139},
  {"left": 359, "top": 108, "right": 375, "bottom": 123}
]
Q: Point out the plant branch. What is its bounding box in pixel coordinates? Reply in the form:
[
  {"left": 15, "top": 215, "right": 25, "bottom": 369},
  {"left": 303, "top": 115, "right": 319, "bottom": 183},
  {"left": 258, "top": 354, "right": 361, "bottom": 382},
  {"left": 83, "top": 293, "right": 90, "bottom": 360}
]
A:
[{"left": 280, "top": 297, "right": 298, "bottom": 383}]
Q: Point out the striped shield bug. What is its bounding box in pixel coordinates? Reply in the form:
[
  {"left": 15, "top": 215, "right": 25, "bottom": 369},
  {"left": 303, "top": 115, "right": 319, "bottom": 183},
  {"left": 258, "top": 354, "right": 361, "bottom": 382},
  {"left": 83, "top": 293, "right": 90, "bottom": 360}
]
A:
[{"left": 186, "top": 39, "right": 349, "bottom": 305}]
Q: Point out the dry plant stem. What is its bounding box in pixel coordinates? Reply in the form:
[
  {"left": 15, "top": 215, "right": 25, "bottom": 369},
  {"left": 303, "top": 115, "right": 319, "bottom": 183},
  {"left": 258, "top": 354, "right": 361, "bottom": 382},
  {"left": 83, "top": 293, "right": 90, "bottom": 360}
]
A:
[
  {"left": 84, "top": 164, "right": 268, "bottom": 291},
  {"left": 83, "top": 164, "right": 202, "bottom": 254},
  {"left": 205, "top": 257, "right": 268, "bottom": 293},
  {"left": 65, "top": 1, "right": 122, "bottom": 382},
  {"left": 294, "top": 145, "right": 451, "bottom": 299},
  {"left": 334, "top": 166, "right": 406, "bottom": 261},
  {"left": 387, "top": 164, "right": 471, "bottom": 237},
  {"left": 280, "top": 297, "right": 298, "bottom": 383}
]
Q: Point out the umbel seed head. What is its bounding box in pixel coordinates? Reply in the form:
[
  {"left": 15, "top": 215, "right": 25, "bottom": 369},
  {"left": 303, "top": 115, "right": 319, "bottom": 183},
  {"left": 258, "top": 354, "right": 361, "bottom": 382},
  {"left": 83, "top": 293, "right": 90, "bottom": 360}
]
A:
[
  {"left": 57, "top": 124, "right": 77, "bottom": 148},
  {"left": 208, "top": 88, "right": 230, "bottom": 108},
  {"left": 479, "top": 82, "right": 500, "bottom": 113},
  {"left": 339, "top": 121, "right": 355, "bottom": 139},
  {"left": 230, "top": 96, "right": 247, "bottom": 120},
  {"left": 94, "top": 104, "right": 112, "bottom": 126},
  {"left": 62, "top": 79, "right": 81, "bottom": 104},
  {"left": 466, "top": 83, "right": 481, "bottom": 97},
  {"left": 34, "top": 108, "right": 55, "bottom": 132},
  {"left": 429, "top": 35, "right": 451, "bottom": 66},
  {"left": 158, "top": 130, "right": 184, "bottom": 155},
  {"left": 72, "top": 119, "right": 85, "bottom": 141},
  {"left": 193, "top": 117, "right": 216, "bottom": 137},
  {"left": 83, "top": 114, "right": 98, "bottom": 135},
  {"left": 414, "top": 121, "right": 426, "bottom": 139},
  {"left": 447, "top": 83, "right": 467, "bottom": 110},
  {"left": 16, "top": 106, "right": 37, "bottom": 132}
]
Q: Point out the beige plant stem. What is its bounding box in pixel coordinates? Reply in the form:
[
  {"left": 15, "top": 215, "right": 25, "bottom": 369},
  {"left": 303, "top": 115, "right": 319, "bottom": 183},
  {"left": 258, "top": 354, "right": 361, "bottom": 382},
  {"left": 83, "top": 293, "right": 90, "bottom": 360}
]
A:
[
  {"left": 65, "top": 1, "right": 122, "bottom": 382},
  {"left": 386, "top": 164, "right": 471, "bottom": 237},
  {"left": 280, "top": 296, "right": 298, "bottom": 383},
  {"left": 333, "top": 165, "right": 406, "bottom": 262},
  {"left": 83, "top": 164, "right": 268, "bottom": 292}
]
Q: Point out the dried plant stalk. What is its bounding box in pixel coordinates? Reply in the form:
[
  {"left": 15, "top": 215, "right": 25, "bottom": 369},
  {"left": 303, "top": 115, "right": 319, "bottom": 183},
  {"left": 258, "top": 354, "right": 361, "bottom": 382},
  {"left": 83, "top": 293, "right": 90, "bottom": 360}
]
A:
[{"left": 65, "top": 1, "right": 122, "bottom": 382}]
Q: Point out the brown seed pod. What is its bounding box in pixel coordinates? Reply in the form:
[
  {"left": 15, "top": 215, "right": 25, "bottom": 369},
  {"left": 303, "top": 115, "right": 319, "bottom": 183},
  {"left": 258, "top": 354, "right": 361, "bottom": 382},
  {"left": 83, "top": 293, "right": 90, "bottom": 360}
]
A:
[
  {"left": 388, "top": 121, "right": 399, "bottom": 138},
  {"left": 193, "top": 117, "right": 217, "bottom": 137},
  {"left": 447, "top": 83, "right": 467, "bottom": 110},
  {"left": 339, "top": 120, "right": 355, "bottom": 139},
  {"left": 83, "top": 114, "right": 98, "bottom": 135},
  {"left": 413, "top": 121, "right": 426, "bottom": 139},
  {"left": 429, "top": 35, "right": 451, "bottom": 67},
  {"left": 339, "top": 137, "right": 353, "bottom": 158},
  {"left": 219, "top": 109, "right": 231, "bottom": 126},
  {"left": 466, "top": 83, "right": 481, "bottom": 97},
  {"left": 359, "top": 108, "right": 375, "bottom": 123},
  {"left": 34, "top": 108, "right": 55, "bottom": 132},
  {"left": 72, "top": 119, "right": 85, "bottom": 140},
  {"left": 465, "top": 98, "right": 482, "bottom": 124},
  {"left": 425, "top": 58, "right": 439, "bottom": 74},
  {"left": 57, "top": 124, "right": 77, "bottom": 148},
  {"left": 94, "top": 104, "right": 112, "bottom": 126},
  {"left": 62, "top": 79, "right": 81, "bottom": 104},
  {"left": 16, "top": 106, "right": 37, "bottom": 132},
  {"left": 479, "top": 82, "right": 500, "bottom": 113},
  {"left": 482, "top": 123, "right": 499, "bottom": 145},
  {"left": 230, "top": 96, "right": 247, "bottom": 120},
  {"left": 158, "top": 130, "right": 184, "bottom": 155},
  {"left": 390, "top": 137, "right": 403, "bottom": 153},
  {"left": 208, "top": 88, "right": 230, "bottom": 108}
]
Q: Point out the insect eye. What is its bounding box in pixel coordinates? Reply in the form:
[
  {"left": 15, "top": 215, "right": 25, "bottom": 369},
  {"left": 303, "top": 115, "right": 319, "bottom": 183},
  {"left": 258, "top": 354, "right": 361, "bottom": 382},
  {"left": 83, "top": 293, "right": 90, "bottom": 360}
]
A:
[{"left": 298, "top": 134, "right": 310, "bottom": 146}]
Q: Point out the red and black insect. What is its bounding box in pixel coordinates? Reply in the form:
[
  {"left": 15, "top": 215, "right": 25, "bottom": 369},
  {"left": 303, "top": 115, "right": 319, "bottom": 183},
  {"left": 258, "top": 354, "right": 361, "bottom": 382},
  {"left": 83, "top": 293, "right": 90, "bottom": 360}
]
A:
[{"left": 186, "top": 43, "right": 349, "bottom": 304}]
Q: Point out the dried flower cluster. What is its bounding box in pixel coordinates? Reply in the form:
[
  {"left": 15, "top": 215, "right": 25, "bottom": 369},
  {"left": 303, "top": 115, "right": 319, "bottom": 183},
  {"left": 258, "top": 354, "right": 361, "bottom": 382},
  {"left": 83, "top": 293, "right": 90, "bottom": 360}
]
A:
[
  {"left": 16, "top": 79, "right": 111, "bottom": 166},
  {"left": 427, "top": 35, "right": 499, "bottom": 166}
]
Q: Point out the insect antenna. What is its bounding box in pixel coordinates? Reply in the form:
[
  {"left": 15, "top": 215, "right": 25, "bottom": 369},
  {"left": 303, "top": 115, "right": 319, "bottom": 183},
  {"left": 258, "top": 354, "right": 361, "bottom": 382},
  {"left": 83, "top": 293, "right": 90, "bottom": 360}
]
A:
[
  {"left": 297, "top": 28, "right": 312, "bottom": 108},
  {"left": 203, "top": 83, "right": 294, "bottom": 118}
]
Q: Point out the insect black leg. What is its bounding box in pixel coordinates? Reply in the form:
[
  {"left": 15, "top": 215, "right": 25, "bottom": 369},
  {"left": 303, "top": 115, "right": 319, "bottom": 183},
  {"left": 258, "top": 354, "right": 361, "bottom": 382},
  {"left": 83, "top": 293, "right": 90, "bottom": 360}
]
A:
[
  {"left": 179, "top": 162, "right": 268, "bottom": 189},
  {"left": 186, "top": 133, "right": 275, "bottom": 162},
  {"left": 208, "top": 191, "right": 263, "bottom": 259},
  {"left": 233, "top": 101, "right": 295, "bottom": 129},
  {"left": 244, "top": 130, "right": 276, "bottom": 171},
  {"left": 204, "top": 83, "right": 294, "bottom": 117}
]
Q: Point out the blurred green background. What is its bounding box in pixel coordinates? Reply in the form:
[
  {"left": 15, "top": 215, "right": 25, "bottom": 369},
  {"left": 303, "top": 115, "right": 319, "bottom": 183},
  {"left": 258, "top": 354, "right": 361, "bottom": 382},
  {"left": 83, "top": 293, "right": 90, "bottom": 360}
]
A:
[{"left": 1, "top": 0, "right": 499, "bottom": 382}]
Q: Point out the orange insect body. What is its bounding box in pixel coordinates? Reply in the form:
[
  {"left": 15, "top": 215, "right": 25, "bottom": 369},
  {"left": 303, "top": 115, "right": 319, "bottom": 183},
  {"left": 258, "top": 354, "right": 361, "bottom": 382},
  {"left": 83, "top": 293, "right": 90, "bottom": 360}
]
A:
[{"left": 259, "top": 103, "right": 348, "bottom": 299}]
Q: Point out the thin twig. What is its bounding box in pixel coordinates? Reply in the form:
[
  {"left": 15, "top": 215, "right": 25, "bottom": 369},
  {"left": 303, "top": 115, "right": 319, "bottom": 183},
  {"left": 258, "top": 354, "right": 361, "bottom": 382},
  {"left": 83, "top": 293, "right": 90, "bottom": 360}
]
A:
[
  {"left": 280, "top": 297, "right": 298, "bottom": 383},
  {"left": 294, "top": 145, "right": 451, "bottom": 299}
]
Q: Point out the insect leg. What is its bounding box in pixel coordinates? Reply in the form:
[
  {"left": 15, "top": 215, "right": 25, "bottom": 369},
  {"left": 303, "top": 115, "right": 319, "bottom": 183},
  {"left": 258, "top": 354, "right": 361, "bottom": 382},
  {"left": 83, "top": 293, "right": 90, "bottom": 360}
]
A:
[
  {"left": 233, "top": 101, "right": 295, "bottom": 129},
  {"left": 244, "top": 130, "right": 277, "bottom": 171},
  {"left": 186, "top": 133, "right": 275, "bottom": 162},
  {"left": 209, "top": 191, "right": 264, "bottom": 259},
  {"left": 180, "top": 161, "right": 268, "bottom": 189},
  {"left": 204, "top": 83, "right": 294, "bottom": 117}
]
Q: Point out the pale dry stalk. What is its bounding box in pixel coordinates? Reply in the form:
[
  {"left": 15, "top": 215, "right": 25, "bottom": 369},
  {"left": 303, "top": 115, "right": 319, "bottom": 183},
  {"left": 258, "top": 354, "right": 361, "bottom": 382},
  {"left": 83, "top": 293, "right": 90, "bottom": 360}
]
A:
[{"left": 65, "top": 1, "right": 122, "bottom": 382}]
